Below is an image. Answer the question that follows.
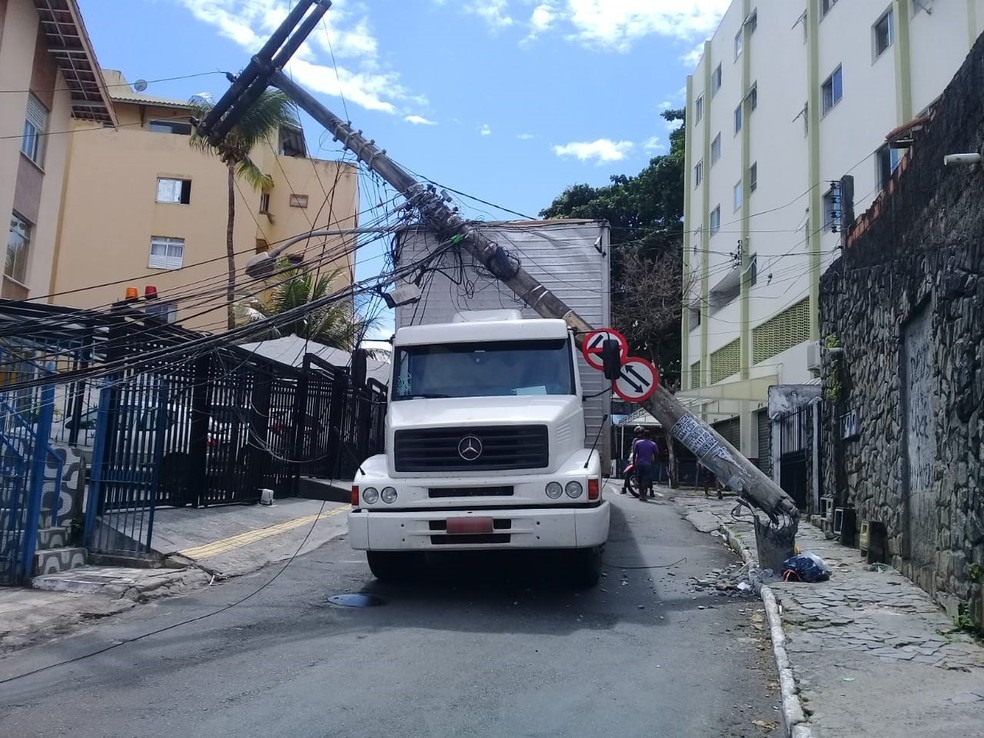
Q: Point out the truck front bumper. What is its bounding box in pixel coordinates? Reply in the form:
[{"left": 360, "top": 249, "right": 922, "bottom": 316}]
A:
[{"left": 349, "top": 501, "right": 610, "bottom": 551}]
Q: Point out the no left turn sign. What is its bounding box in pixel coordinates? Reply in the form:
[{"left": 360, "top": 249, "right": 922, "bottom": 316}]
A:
[
  {"left": 613, "top": 357, "right": 659, "bottom": 403},
  {"left": 582, "top": 328, "right": 628, "bottom": 371}
]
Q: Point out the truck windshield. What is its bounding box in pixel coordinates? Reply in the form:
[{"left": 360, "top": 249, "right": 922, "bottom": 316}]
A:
[{"left": 392, "top": 339, "right": 575, "bottom": 400}]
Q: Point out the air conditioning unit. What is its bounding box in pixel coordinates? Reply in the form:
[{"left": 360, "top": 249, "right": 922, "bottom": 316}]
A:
[{"left": 806, "top": 341, "right": 822, "bottom": 371}]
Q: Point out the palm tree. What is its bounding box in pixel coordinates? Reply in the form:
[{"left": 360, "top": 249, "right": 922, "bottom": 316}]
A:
[
  {"left": 189, "top": 91, "right": 298, "bottom": 330},
  {"left": 239, "top": 261, "right": 376, "bottom": 350}
]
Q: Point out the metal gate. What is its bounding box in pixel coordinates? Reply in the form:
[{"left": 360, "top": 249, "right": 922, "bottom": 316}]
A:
[
  {"left": 756, "top": 409, "right": 772, "bottom": 478},
  {"left": 0, "top": 355, "right": 60, "bottom": 585},
  {"left": 778, "top": 406, "right": 809, "bottom": 510}
]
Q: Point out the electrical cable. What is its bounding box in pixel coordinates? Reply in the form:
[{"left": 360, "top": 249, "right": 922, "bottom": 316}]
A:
[{"left": 0, "top": 499, "right": 330, "bottom": 686}]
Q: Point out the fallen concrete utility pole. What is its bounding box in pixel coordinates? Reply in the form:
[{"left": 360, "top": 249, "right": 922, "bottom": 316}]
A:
[{"left": 195, "top": 0, "right": 799, "bottom": 530}]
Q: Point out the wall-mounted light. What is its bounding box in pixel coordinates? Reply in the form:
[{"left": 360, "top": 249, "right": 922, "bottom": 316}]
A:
[{"left": 943, "top": 153, "right": 982, "bottom": 166}]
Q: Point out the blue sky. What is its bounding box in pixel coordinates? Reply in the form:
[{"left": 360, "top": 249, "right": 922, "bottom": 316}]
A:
[{"left": 76, "top": 0, "right": 729, "bottom": 334}]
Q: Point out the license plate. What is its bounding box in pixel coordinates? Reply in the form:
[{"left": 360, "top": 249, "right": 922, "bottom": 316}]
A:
[{"left": 446, "top": 517, "right": 494, "bottom": 535}]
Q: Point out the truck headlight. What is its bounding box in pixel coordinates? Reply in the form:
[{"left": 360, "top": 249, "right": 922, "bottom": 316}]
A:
[
  {"left": 565, "top": 481, "right": 583, "bottom": 499},
  {"left": 362, "top": 487, "right": 379, "bottom": 504},
  {"left": 381, "top": 487, "right": 398, "bottom": 504},
  {"left": 545, "top": 482, "right": 563, "bottom": 499}
]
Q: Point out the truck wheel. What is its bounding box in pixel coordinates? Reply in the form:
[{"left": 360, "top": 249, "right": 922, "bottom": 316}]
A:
[
  {"left": 367, "top": 551, "right": 422, "bottom": 581},
  {"left": 571, "top": 546, "right": 603, "bottom": 588}
]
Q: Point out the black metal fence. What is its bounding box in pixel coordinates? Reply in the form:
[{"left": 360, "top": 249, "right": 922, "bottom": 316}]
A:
[{"left": 0, "top": 301, "right": 387, "bottom": 561}]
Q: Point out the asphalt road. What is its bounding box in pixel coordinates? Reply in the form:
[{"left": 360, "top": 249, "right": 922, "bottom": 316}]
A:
[{"left": 0, "top": 489, "right": 779, "bottom": 737}]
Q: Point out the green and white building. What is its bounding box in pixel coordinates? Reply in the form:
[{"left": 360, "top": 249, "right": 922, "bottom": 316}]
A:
[{"left": 681, "top": 0, "right": 984, "bottom": 461}]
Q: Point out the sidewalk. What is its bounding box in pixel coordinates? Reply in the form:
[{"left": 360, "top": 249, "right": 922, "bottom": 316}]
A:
[
  {"left": 671, "top": 487, "right": 984, "bottom": 738},
  {"left": 0, "top": 498, "right": 349, "bottom": 654}
]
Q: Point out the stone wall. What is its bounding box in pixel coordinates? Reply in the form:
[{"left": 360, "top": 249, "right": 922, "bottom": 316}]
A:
[{"left": 819, "top": 35, "right": 984, "bottom": 625}]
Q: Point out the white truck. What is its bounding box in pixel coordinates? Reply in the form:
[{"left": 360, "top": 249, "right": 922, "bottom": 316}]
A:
[{"left": 348, "top": 310, "right": 611, "bottom": 586}]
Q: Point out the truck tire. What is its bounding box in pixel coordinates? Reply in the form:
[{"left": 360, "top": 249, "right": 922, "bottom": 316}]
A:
[
  {"left": 366, "top": 551, "right": 422, "bottom": 581},
  {"left": 571, "top": 546, "right": 603, "bottom": 588}
]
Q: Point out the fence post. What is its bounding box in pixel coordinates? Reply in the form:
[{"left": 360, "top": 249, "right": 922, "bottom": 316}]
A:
[
  {"left": 20, "top": 383, "right": 55, "bottom": 580},
  {"left": 188, "top": 355, "right": 211, "bottom": 507},
  {"left": 251, "top": 367, "right": 274, "bottom": 498},
  {"left": 326, "top": 372, "right": 349, "bottom": 479},
  {"left": 83, "top": 383, "right": 112, "bottom": 548},
  {"left": 292, "top": 356, "right": 311, "bottom": 474}
]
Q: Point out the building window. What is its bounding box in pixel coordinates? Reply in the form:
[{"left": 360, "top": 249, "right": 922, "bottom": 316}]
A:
[
  {"left": 289, "top": 194, "right": 309, "bottom": 208},
  {"left": 912, "top": 0, "right": 925, "bottom": 15},
  {"left": 711, "top": 64, "right": 722, "bottom": 96},
  {"left": 735, "top": 30, "right": 743, "bottom": 59},
  {"left": 259, "top": 193, "right": 271, "bottom": 214},
  {"left": 21, "top": 93, "right": 48, "bottom": 167},
  {"left": 873, "top": 9, "right": 894, "bottom": 58},
  {"left": 734, "top": 181, "right": 743, "bottom": 211},
  {"left": 156, "top": 178, "right": 192, "bottom": 204},
  {"left": 749, "top": 162, "right": 758, "bottom": 192},
  {"left": 822, "top": 183, "right": 842, "bottom": 232},
  {"left": 711, "top": 133, "right": 721, "bottom": 164},
  {"left": 821, "top": 66, "right": 843, "bottom": 114},
  {"left": 709, "top": 206, "right": 721, "bottom": 236},
  {"left": 877, "top": 145, "right": 902, "bottom": 189},
  {"left": 694, "top": 160, "right": 704, "bottom": 187},
  {"left": 734, "top": 105, "right": 742, "bottom": 134},
  {"left": 146, "top": 302, "right": 178, "bottom": 323},
  {"left": 748, "top": 84, "right": 758, "bottom": 110},
  {"left": 148, "top": 120, "right": 193, "bottom": 135},
  {"left": 695, "top": 94, "right": 704, "bottom": 125},
  {"left": 745, "top": 9, "right": 758, "bottom": 33},
  {"left": 6, "top": 213, "right": 31, "bottom": 284},
  {"left": 748, "top": 254, "right": 758, "bottom": 286},
  {"left": 821, "top": 0, "right": 838, "bottom": 17},
  {"left": 149, "top": 236, "right": 185, "bottom": 270}
]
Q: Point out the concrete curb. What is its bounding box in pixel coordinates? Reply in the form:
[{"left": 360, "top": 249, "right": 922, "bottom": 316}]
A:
[{"left": 716, "top": 522, "right": 813, "bottom": 738}]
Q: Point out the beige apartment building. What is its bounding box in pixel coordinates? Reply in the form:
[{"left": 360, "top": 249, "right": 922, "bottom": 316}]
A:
[
  {"left": 51, "top": 70, "right": 360, "bottom": 331},
  {"left": 0, "top": 0, "right": 114, "bottom": 302}
]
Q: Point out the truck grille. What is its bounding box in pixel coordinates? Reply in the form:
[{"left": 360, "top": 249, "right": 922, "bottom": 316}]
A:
[
  {"left": 394, "top": 425, "right": 549, "bottom": 472},
  {"left": 428, "top": 486, "right": 514, "bottom": 498}
]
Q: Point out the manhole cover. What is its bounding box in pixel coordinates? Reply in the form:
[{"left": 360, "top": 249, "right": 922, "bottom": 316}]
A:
[{"left": 326, "top": 593, "right": 384, "bottom": 608}]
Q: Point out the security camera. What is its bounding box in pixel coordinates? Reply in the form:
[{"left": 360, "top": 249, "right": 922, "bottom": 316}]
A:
[{"left": 383, "top": 283, "right": 422, "bottom": 308}]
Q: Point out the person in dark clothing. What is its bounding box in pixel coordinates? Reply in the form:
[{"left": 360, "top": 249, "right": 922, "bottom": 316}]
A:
[
  {"left": 632, "top": 429, "right": 658, "bottom": 501},
  {"left": 621, "top": 426, "right": 646, "bottom": 496}
]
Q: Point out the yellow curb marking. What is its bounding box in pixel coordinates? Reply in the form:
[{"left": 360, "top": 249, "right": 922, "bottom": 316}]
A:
[{"left": 178, "top": 507, "right": 348, "bottom": 560}]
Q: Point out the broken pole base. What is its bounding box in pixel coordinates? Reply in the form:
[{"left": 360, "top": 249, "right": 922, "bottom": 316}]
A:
[{"left": 754, "top": 515, "right": 797, "bottom": 574}]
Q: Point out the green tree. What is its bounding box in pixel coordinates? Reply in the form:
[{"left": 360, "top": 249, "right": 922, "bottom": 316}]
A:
[
  {"left": 189, "top": 90, "right": 298, "bottom": 330},
  {"left": 241, "top": 261, "right": 374, "bottom": 349},
  {"left": 540, "top": 108, "right": 687, "bottom": 385}
]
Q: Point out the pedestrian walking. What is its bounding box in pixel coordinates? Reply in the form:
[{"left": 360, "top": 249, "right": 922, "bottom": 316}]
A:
[
  {"left": 632, "top": 428, "right": 658, "bottom": 501},
  {"left": 622, "top": 426, "right": 645, "bottom": 497}
]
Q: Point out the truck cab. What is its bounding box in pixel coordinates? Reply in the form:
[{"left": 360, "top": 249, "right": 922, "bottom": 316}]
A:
[{"left": 348, "top": 310, "right": 610, "bottom": 586}]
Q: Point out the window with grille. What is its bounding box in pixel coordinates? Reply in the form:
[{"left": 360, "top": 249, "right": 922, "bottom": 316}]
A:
[
  {"left": 6, "top": 213, "right": 31, "bottom": 284},
  {"left": 711, "top": 64, "right": 722, "bottom": 96},
  {"left": 21, "top": 94, "right": 48, "bottom": 166},
  {"left": 709, "top": 206, "right": 721, "bottom": 236},
  {"left": 694, "top": 160, "right": 703, "bottom": 187},
  {"left": 752, "top": 299, "right": 811, "bottom": 364},
  {"left": 149, "top": 236, "right": 185, "bottom": 270},
  {"left": 691, "top": 361, "right": 702, "bottom": 389},
  {"left": 711, "top": 133, "right": 722, "bottom": 164},
  {"left": 710, "top": 339, "right": 740, "bottom": 384},
  {"left": 735, "top": 105, "right": 742, "bottom": 134},
  {"left": 695, "top": 94, "right": 704, "bottom": 125},
  {"left": 749, "top": 162, "right": 758, "bottom": 192}
]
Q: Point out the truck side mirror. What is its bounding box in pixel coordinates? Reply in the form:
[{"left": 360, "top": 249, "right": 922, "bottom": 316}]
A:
[{"left": 601, "top": 339, "right": 623, "bottom": 381}]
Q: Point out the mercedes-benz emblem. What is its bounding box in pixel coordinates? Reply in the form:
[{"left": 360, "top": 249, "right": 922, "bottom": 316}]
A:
[{"left": 457, "top": 435, "right": 483, "bottom": 461}]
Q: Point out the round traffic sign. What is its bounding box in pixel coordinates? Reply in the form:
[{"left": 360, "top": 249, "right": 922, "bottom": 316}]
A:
[
  {"left": 613, "top": 356, "right": 659, "bottom": 403},
  {"left": 582, "top": 328, "right": 628, "bottom": 371}
]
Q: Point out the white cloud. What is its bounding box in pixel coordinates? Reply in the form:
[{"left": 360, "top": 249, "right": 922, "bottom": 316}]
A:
[
  {"left": 523, "top": 0, "right": 730, "bottom": 52},
  {"left": 177, "top": 0, "right": 416, "bottom": 114},
  {"left": 480, "top": 124, "right": 492, "bottom": 136},
  {"left": 680, "top": 41, "right": 706, "bottom": 68},
  {"left": 468, "top": 0, "right": 515, "bottom": 29},
  {"left": 553, "top": 139, "right": 634, "bottom": 163},
  {"left": 405, "top": 114, "right": 437, "bottom": 125},
  {"left": 643, "top": 136, "right": 664, "bottom": 152},
  {"left": 517, "top": 133, "right": 536, "bottom": 140}
]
